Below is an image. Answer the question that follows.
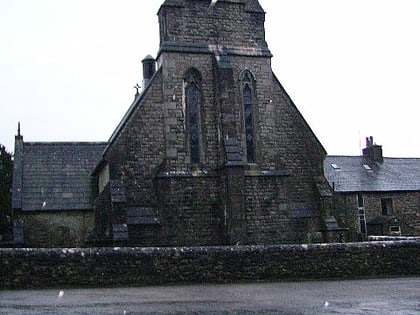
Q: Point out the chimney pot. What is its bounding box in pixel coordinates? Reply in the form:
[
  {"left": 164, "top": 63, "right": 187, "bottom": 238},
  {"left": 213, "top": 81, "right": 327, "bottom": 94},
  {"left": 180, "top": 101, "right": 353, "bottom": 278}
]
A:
[
  {"left": 362, "top": 136, "right": 383, "bottom": 163},
  {"left": 142, "top": 54, "right": 156, "bottom": 89}
]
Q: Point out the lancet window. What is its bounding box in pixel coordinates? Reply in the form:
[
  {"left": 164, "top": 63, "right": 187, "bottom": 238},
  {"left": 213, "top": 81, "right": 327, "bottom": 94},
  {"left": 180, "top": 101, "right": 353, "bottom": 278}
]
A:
[
  {"left": 184, "top": 69, "right": 203, "bottom": 164},
  {"left": 241, "top": 71, "right": 256, "bottom": 163}
]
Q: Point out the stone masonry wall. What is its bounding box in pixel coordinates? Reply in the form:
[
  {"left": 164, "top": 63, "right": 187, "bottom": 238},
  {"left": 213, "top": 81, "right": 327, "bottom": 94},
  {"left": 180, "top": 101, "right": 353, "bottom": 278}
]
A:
[
  {"left": 158, "top": 52, "right": 326, "bottom": 172},
  {"left": 98, "top": 0, "right": 331, "bottom": 247},
  {"left": 105, "top": 70, "right": 165, "bottom": 207},
  {"left": 363, "top": 191, "right": 420, "bottom": 235},
  {"left": 16, "top": 211, "right": 93, "bottom": 248},
  {"left": 244, "top": 174, "right": 321, "bottom": 245},
  {"left": 272, "top": 76, "right": 326, "bottom": 178},
  {"left": 337, "top": 192, "right": 420, "bottom": 239},
  {"left": 154, "top": 174, "right": 224, "bottom": 246},
  {"left": 333, "top": 194, "right": 360, "bottom": 240},
  {"left": 160, "top": 52, "right": 219, "bottom": 169},
  {"left": 1, "top": 241, "right": 419, "bottom": 289},
  {"left": 159, "top": 0, "right": 267, "bottom": 51}
]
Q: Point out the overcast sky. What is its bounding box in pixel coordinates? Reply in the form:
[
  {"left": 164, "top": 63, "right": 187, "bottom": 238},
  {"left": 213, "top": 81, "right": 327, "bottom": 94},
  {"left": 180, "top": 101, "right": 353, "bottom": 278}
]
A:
[{"left": 1, "top": 0, "right": 419, "bottom": 158}]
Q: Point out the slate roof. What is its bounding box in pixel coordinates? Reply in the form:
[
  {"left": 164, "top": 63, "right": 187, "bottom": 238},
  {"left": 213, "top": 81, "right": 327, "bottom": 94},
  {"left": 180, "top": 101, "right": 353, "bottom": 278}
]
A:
[
  {"left": 14, "top": 142, "right": 106, "bottom": 211},
  {"left": 324, "top": 155, "right": 420, "bottom": 193}
]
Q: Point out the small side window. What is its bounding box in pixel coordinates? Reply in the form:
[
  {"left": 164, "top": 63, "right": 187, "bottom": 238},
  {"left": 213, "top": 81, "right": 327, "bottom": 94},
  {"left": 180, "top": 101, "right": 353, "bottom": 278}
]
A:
[
  {"left": 357, "top": 192, "right": 364, "bottom": 208},
  {"left": 381, "top": 198, "right": 393, "bottom": 216},
  {"left": 389, "top": 225, "right": 401, "bottom": 236}
]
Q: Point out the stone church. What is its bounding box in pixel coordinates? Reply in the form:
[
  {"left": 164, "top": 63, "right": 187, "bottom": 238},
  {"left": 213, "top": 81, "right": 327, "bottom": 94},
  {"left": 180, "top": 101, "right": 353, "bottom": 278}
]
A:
[{"left": 12, "top": 0, "right": 340, "bottom": 247}]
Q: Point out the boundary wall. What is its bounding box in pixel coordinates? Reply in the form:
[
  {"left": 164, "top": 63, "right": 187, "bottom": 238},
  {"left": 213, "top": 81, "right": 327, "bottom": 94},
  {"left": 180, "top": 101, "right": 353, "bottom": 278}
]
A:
[{"left": 1, "top": 241, "right": 419, "bottom": 289}]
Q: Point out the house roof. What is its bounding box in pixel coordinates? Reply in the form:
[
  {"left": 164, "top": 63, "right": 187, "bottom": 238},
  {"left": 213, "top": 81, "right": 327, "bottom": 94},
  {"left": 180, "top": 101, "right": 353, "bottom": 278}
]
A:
[
  {"left": 14, "top": 142, "right": 106, "bottom": 211},
  {"left": 324, "top": 155, "right": 420, "bottom": 193}
]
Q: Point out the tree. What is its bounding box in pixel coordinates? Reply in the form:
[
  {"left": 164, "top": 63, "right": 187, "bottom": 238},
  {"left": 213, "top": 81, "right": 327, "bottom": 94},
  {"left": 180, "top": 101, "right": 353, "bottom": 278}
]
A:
[{"left": 0, "top": 144, "right": 12, "bottom": 236}]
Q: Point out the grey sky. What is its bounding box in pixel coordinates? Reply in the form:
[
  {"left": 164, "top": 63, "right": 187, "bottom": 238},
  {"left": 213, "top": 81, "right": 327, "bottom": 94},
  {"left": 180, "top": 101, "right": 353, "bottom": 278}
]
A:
[{"left": 1, "top": 0, "right": 419, "bottom": 157}]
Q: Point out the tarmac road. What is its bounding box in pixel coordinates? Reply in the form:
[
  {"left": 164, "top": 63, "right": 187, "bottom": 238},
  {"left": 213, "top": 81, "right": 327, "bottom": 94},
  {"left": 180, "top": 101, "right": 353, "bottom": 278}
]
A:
[{"left": 0, "top": 277, "right": 419, "bottom": 314}]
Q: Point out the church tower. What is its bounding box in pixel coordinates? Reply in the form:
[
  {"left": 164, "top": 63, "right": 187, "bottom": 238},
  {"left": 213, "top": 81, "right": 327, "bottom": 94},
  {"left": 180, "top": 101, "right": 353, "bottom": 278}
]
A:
[{"left": 157, "top": 0, "right": 271, "bottom": 169}]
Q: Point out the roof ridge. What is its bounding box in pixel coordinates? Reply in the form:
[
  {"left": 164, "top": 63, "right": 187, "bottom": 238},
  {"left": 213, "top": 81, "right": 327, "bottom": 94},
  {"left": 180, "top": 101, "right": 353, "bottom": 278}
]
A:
[
  {"left": 326, "top": 155, "right": 420, "bottom": 160},
  {"left": 24, "top": 141, "right": 108, "bottom": 146}
]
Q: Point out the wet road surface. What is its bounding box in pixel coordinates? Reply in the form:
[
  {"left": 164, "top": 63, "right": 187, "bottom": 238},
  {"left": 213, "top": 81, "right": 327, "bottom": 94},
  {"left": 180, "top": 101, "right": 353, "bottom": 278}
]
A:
[{"left": 0, "top": 277, "right": 419, "bottom": 314}]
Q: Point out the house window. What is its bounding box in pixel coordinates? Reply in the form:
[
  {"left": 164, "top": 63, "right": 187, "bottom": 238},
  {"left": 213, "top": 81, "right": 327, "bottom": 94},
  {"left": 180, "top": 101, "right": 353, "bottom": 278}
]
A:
[
  {"left": 357, "top": 192, "right": 364, "bottom": 208},
  {"left": 184, "top": 68, "right": 202, "bottom": 164},
  {"left": 241, "top": 71, "right": 256, "bottom": 163},
  {"left": 389, "top": 225, "right": 401, "bottom": 236},
  {"left": 381, "top": 198, "right": 393, "bottom": 216}
]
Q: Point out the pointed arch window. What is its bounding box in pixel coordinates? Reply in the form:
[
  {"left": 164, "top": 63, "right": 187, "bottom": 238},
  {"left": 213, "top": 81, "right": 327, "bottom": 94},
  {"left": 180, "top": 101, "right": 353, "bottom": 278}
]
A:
[
  {"left": 241, "top": 71, "right": 256, "bottom": 163},
  {"left": 184, "top": 69, "right": 202, "bottom": 164}
]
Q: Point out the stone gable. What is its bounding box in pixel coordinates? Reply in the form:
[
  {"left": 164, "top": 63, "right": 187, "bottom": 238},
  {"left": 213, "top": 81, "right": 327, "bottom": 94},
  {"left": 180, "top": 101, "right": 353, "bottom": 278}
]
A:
[{"left": 91, "top": 0, "right": 333, "bottom": 246}]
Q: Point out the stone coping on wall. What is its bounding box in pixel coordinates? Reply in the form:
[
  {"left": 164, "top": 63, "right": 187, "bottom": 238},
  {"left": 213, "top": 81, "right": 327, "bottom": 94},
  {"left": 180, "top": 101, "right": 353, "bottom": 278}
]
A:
[
  {"left": 159, "top": 42, "right": 273, "bottom": 58},
  {"left": 155, "top": 169, "right": 291, "bottom": 178},
  {"left": 368, "top": 236, "right": 420, "bottom": 241},
  {"left": 0, "top": 241, "right": 419, "bottom": 289},
  {"left": 244, "top": 169, "right": 290, "bottom": 177},
  {"left": 156, "top": 170, "right": 215, "bottom": 178}
]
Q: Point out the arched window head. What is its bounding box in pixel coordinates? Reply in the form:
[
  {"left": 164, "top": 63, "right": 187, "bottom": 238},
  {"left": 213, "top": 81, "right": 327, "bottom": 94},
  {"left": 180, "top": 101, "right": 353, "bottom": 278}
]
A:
[
  {"left": 184, "top": 68, "right": 202, "bottom": 164},
  {"left": 240, "top": 71, "right": 256, "bottom": 163}
]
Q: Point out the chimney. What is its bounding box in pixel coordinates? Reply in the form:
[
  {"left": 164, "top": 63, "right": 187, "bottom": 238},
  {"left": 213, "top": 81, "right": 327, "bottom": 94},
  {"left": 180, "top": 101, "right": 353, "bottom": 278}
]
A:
[
  {"left": 12, "top": 122, "right": 24, "bottom": 210},
  {"left": 362, "top": 136, "right": 383, "bottom": 163},
  {"left": 142, "top": 54, "right": 156, "bottom": 89}
]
